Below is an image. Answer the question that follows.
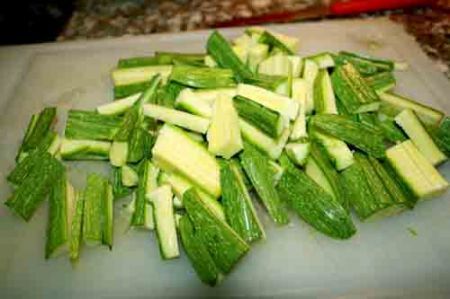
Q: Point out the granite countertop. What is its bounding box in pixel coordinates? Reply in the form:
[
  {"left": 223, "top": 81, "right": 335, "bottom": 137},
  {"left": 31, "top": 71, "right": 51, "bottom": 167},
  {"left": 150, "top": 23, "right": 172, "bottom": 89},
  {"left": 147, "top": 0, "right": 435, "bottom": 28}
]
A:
[{"left": 58, "top": 0, "right": 449, "bottom": 77}]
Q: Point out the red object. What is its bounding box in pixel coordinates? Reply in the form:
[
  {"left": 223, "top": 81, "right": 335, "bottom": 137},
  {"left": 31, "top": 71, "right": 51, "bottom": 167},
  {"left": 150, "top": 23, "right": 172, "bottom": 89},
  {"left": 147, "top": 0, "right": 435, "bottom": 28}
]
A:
[{"left": 330, "top": 0, "right": 434, "bottom": 15}]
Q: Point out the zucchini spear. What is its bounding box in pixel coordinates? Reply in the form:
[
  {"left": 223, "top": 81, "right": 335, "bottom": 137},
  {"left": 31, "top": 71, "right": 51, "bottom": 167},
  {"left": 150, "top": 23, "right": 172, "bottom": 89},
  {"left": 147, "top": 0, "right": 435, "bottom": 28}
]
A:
[
  {"left": 170, "top": 65, "right": 236, "bottom": 89},
  {"left": 65, "top": 110, "right": 122, "bottom": 141}
]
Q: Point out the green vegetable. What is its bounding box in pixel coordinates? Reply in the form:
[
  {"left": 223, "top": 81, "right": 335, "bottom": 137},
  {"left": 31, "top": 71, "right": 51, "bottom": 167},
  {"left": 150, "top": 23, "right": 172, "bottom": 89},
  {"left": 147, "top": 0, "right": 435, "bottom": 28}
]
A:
[
  {"left": 290, "top": 78, "right": 308, "bottom": 140},
  {"left": 258, "top": 31, "right": 295, "bottom": 55},
  {"left": 258, "top": 53, "right": 291, "bottom": 77},
  {"left": 170, "top": 65, "right": 236, "bottom": 89},
  {"left": 313, "top": 69, "right": 338, "bottom": 114},
  {"left": 377, "top": 117, "right": 407, "bottom": 143},
  {"left": 432, "top": 117, "right": 450, "bottom": 156},
  {"left": 240, "top": 143, "right": 289, "bottom": 225},
  {"left": 365, "top": 72, "right": 396, "bottom": 93},
  {"left": 111, "top": 65, "right": 172, "bottom": 86},
  {"left": 69, "top": 190, "right": 84, "bottom": 262},
  {"left": 103, "top": 184, "right": 114, "bottom": 248},
  {"left": 233, "top": 95, "right": 285, "bottom": 138},
  {"left": 121, "top": 165, "right": 139, "bottom": 187},
  {"left": 302, "top": 59, "right": 319, "bottom": 114},
  {"left": 207, "top": 94, "right": 243, "bottom": 158},
  {"left": 6, "top": 153, "right": 64, "bottom": 221},
  {"left": 310, "top": 130, "right": 354, "bottom": 171},
  {"left": 131, "top": 160, "right": 151, "bottom": 227},
  {"left": 207, "top": 31, "right": 253, "bottom": 82},
  {"left": 114, "top": 81, "right": 155, "bottom": 100},
  {"left": 150, "top": 185, "right": 179, "bottom": 259},
  {"left": 336, "top": 51, "right": 394, "bottom": 76},
  {"left": 379, "top": 92, "right": 444, "bottom": 127},
  {"left": 248, "top": 44, "right": 269, "bottom": 72},
  {"left": 46, "top": 173, "right": 75, "bottom": 258},
  {"left": 285, "top": 141, "right": 310, "bottom": 167},
  {"left": 395, "top": 109, "right": 446, "bottom": 165},
  {"left": 152, "top": 125, "right": 221, "bottom": 198},
  {"left": 7, "top": 149, "right": 49, "bottom": 185},
  {"left": 127, "top": 126, "right": 154, "bottom": 163},
  {"left": 183, "top": 188, "right": 249, "bottom": 274},
  {"left": 60, "top": 139, "right": 111, "bottom": 160},
  {"left": 16, "top": 107, "right": 57, "bottom": 161},
  {"left": 65, "top": 110, "right": 122, "bottom": 141},
  {"left": 111, "top": 166, "right": 134, "bottom": 199},
  {"left": 311, "top": 114, "right": 386, "bottom": 158},
  {"left": 220, "top": 160, "right": 265, "bottom": 243},
  {"left": 179, "top": 216, "right": 222, "bottom": 286},
  {"left": 307, "top": 52, "right": 335, "bottom": 69},
  {"left": 97, "top": 93, "right": 141, "bottom": 116},
  {"left": 277, "top": 155, "right": 356, "bottom": 239},
  {"left": 331, "top": 62, "right": 381, "bottom": 113}
]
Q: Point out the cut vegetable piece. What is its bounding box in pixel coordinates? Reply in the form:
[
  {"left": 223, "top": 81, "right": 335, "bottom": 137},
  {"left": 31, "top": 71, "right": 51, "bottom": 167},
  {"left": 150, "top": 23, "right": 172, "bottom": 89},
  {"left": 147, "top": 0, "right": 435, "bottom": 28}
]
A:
[
  {"left": 221, "top": 160, "right": 265, "bottom": 243},
  {"left": 310, "top": 130, "right": 354, "bottom": 171},
  {"left": 131, "top": 161, "right": 152, "bottom": 228},
  {"left": 307, "top": 52, "right": 335, "bottom": 69},
  {"left": 365, "top": 72, "right": 396, "bottom": 93},
  {"left": 381, "top": 160, "right": 418, "bottom": 208},
  {"left": 127, "top": 126, "right": 153, "bottom": 163},
  {"left": 234, "top": 95, "right": 285, "bottom": 138},
  {"left": 285, "top": 141, "right": 310, "bottom": 167},
  {"left": 290, "top": 78, "right": 308, "bottom": 140},
  {"left": 247, "top": 26, "right": 299, "bottom": 53},
  {"left": 46, "top": 174, "right": 74, "bottom": 259},
  {"left": 302, "top": 59, "right": 319, "bottom": 114},
  {"left": 207, "top": 31, "right": 253, "bottom": 82},
  {"left": 311, "top": 114, "right": 386, "bottom": 158},
  {"left": 314, "top": 69, "right": 338, "bottom": 115},
  {"left": 97, "top": 93, "right": 141, "bottom": 115},
  {"left": 6, "top": 153, "right": 64, "bottom": 221},
  {"left": 111, "top": 65, "right": 172, "bottom": 86},
  {"left": 175, "top": 88, "right": 213, "bottom": 118},
  {"left": 379, "top": 92, "right": 444, "bottom": 127},
  {"left": 183, "top": 188, "right": 249, "bottom": 274},
  {"left": 258, "top": 53, "right": 290, "bottom": 76},
  {"left": 150, "top": 185, "right": 179, "bottom": 259},
  {"left": 248, "top": 44, "right": 269, "bottom": 72},
  {"left": 386, "top": 140, "right": 448, "bottom": 199},
  {"left": 237, "top": 83, "right": 298, "bottom": 120},
  {"left": 207, "top": 94, "right": 243, "bottom": 158},
  {"left": 204, "top": 55, "right": 218, "bottom": 68},
  {"left": 109, "top": 141, "right": 128, "bottom": 166},
  {"left": 155, "top": 52, "right": 205, "bottom": 65},
  {"left": 377, "top": 117, "right": 407, "bottom": 143},
  {"left": 143, "top": 104, "right": 210, "bottom": 134},
  {"left": 287, "top": 55, "right": 303, "bottom": 77},
  {"left": 308, "top": 142, "right": 347, "bottom": 209},
  {"left": 60, "top": 139, "right": 111, "bottom": 160},
  {"left": 434, "top": 117, "right": 450, "bottom": 156},
  {"left": 103, "top": 184, "right": 114, "bottom": 248},
  {"left": 336, "top": 51, "right": 394, "bottom": 76},
  {"left": 239, "top": 119, "right": 290, "bottom": 160},
  {"left": 82, "top": 174, "right": 108, "bottom": 246},
  {"left": 121, "top": 165, "right": 139, "bottom": 187},
  {"left": 152, "top": 125, "right": 221, "bottom": 197},
  {"left": 268, "top": 160, "right": 284, "bottom": 185},
  {"left": 7, "top": 149, "right": 48, "bottom": 185},
  {"left": 331, "top": 62, "right": 381, "bottom": 113},
  {"left": 111, "top": 166, "right": 133, "bottom": 200},
  {"left": 154, "top": 81, "right": 185, "bottom": 108},
  {"left": 117, "top": 56, "right": 160, "bottom": 68},
  {"left": 240, "top": 143, "right": 289, "bottom": 225},
  {"left": 277, "top": 155, "right": 356, "bottom": 239},
  {"left": 258, "top": 30, "right": 295, "bottom": 55},
  {"left": 16, "top": 107, "right": 57, "bottom": 161},
  {"left": 170, "top": 65, "right": 236, "bottom": 89},
  {"left": 158, "top": 171, "right": 225, "bottom": 220},
  {"left": 69, "top": 190, "right": 84, "bottom": 262},
  {"left": 342, "top": 153, "right": 407, "bottom": 221},
  {"left": 243, "top": 73, "right": 288, "bottom": 93},
  {"left": 305, "top": 155, "right": 334, "bottom": 196},
  {"left": 395, "top": 109, "right": 446, "bottom": 165},
  {"left": 65, "top": 110, "right": 123, "bottom": 141},
  {"left": 114, "top": 81, "right": 154, "bottom": 99},
  {"left": 232, "top": 45, "right": 248, "bottom": 63},
  {"left": 179, "top": 216, "right": 222, "bottom": 286}
]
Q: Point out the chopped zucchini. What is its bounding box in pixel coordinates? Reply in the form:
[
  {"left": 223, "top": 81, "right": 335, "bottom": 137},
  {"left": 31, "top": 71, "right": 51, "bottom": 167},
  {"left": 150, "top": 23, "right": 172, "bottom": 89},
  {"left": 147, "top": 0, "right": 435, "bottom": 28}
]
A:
[
  {"left": 183, "top": 188, "right": 249, "bottom": 274},
  {"left": 103, "top": 184, "right": 114, "bottom": 248},
  {"left": 310, "top": 130, "right": 354, "bottom": 171},
  {"left": 285, "top": 141, "right": 310, "bottom": 167},
  {"left": 69, "top": 190, "right": 84, "bottom": 262},
  {"left": 109, "top": 141, "right": 128, "bottom": 167},
  {"left": 307, "top": 52, "right": 335, "bottom": 69},
  {"left": 232, "top": 45, "right": 248, "bottom": 64},
  {"left": 277, "top": 155, "right": 356, "bottom": 239},
  {"left": 258, "top": 53, "right": 290, "bottom": 76},
  {"left": 258, "top": 30, "right": 296, "bottom": 55},
  {"left": 207, "top": 94, "right": 243, "bottom": 159},
  {"left": 65, "top": 110, "right": 122, "bottom": 141},
  {"left": 386, "top": 140, "right": 448, "bottom": 199},
  {"left": 220, "top": 160, "right": 265, "bottom": 243},
  {"left": 143, "top": 104, "right": 210, "bottom": 134},
  {"left": 155, "top": 81, "right": 185, "bottom": 108},
  {"left": 379, "top": 92, "right": 444, "bottom": 127},
  {"left": 248, "top": 44, "right": 269, "bottom": 72},
  {"left": 302, "top": 59, "right": 319, "bottom": 114},
  {"left": 175, "top": 88, "right": 213, "bottom": 118},
  {"left": 365, "top": 72, "right": 396, "bottom": 93},
  {"left": 236, "top": 83, "right": 298, "bottom": 120},
  {"left": 314, "top": 69, "right": 338, "bottom": 114},
  {"left": 121, "top": 165, "right": 139, "bottom": 187},
  {"left": 336, "top": 51, "right": 394, "bottom": 76},
  {"left": 60, "top": 139, "right": 111, "bottom": 161},
  {"left": 395, "top": 109, "right": 446, "bottom": 165},
  {"left": 152, "top": 125, "right": 221, "bottom": 198},
  {"left": 170, "top": 65, "right": 236, "bottom": 89},
  {"left": 111, "top": 166, "right": 134, "bottom": 200},
  {"left": 247, "top": 26, "right": 299, "bottom": 53},
  {"left": 150, "top": 185, "right": 179, "bottom": 259},
  {"left": 240, "top": 143, "right": 289, "bottom": 225},
  {"left": 331, "top": 62, "right": 381, "bottom": 113},
  {"left": 111, "top": 65, "right": 172, "bottom": 86},
  {"left": 290, "top": 78, "right": 308, "bottom": 140}
]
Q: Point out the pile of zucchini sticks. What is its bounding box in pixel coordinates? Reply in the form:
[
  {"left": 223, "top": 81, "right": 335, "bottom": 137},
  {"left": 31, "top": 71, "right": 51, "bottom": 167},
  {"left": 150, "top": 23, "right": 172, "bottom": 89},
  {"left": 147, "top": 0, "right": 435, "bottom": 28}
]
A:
[{"left": 5, "top": 26, "right": 450, "bottom": 286}]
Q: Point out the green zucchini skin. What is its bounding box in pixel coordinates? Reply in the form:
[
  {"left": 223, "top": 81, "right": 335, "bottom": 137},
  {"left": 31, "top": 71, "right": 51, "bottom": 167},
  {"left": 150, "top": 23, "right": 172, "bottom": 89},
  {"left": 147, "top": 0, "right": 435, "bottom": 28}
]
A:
[
  {"left": 342, "top": 153, "right": 406, "bottom": 221},
  {"left": 336, "top": 51, "right": 394, "bottom": 76},
  {"left": 243, "top": 73, "right": 287, "bottom": 92},
  {"left": 16, "top": 107, "right": 57, "bottom": 161},
  {"left": 7, "top": 149, "right": 49, "bottom": 185},
  {"left": 170, "top": 65, "right": 236, "bottom": 89},
  {"left": 65, "top": 110, "right": 122, "bottom": 141},
  {"left": 155, "top": 81, "right": 185, "bottom": 108},
  {"left": 240, "top": 144, "right": 289, "bottom": 225},
  {"left": 233, "top": 95, "right": 283, "bottom": 138},
  {"left": 207, "top": 30, "right": 253, "bottom": 82},
  {"left": 331, "top": 62, "right": 381, "bottom": 113},
  {"left": 6, "top": 153, "right": 64, "bottom": 221},
  {"left": 82, "top": 174, "right": 109, "bottom": 246},
  {"left": 378, "top": 118, "right": 407, "bottom": 143},
  {"left": 183, "top": 188, "right": 249, "bottom": 274},
  {"left": 277, "top": 155, "right": 356, "bottom": 240},
  {"left": 309, "top": 141, "right": 348, "bottom": 210},
  {"left": 427, "top": 117, "right": 450, "bottom": 157},
  {"left": 179, "top": 216, "right": 221, "bottom": 286},
  {"left": 365, "top": 71, "right": 396, "bottom": 93},
  {"left": 45, "top": 171, "right": 69, "bottom": 259},
  {"left": 117, "top": 53, "right": 205, "bottom": 69},
  {"left": 381, "top": 160, "right": 418, "bottom": 208},
  {"left": 70, "top": 190, "right": 84, "bottom": 262},
  {"left": 114, "top": 81, "right": 154, "bottom": 100},
  {"left": 258, "top": 31, "right": 294, "bottom": 55},
  {"left": 310, "top": 114, "right": 386, "bottom": 158},
  {"left": 111, "top": 166, "right": 134, "bottom": 200},
  {"left": 102, "top": 184, "right": 114, "bottom": 249},
  {"left": 220, "top": 160, "right": 265, "bottom": 243},
  {"left": 131, "top": 160, "right": 149, "bottom": 227},
  {"left": 127, "top": 127, "right": 154, "bottom": 163}
]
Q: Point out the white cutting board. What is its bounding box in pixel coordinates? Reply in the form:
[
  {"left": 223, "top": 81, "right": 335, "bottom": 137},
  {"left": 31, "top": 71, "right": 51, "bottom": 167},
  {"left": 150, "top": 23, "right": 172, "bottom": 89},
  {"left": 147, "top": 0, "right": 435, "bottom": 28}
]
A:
[{"left": 1, "top": 18, "right": 449, "bottom": 298}]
